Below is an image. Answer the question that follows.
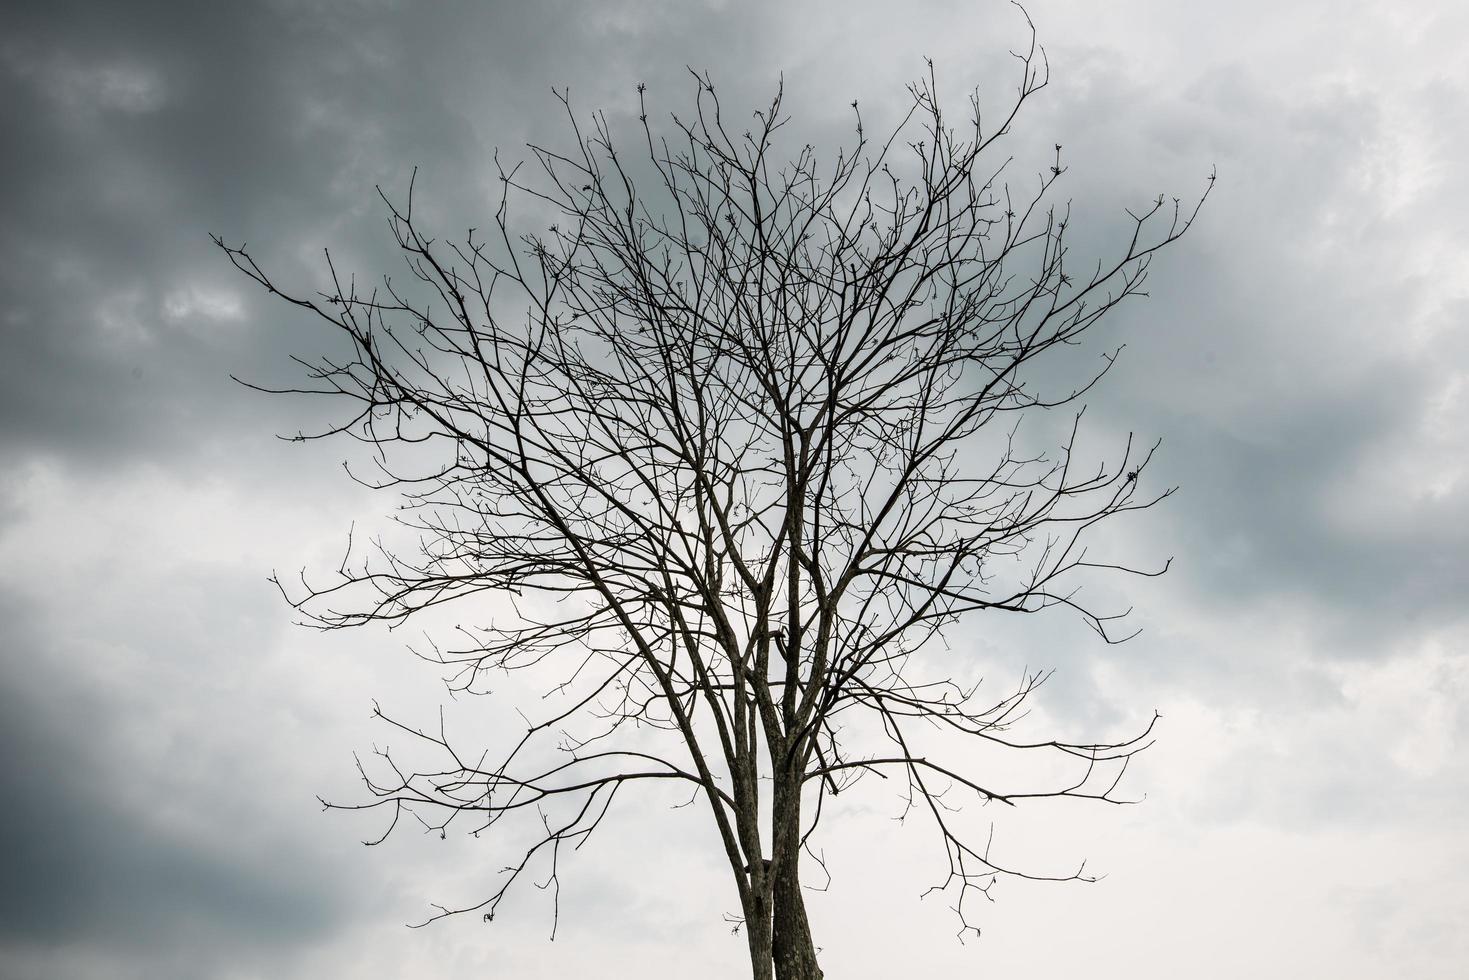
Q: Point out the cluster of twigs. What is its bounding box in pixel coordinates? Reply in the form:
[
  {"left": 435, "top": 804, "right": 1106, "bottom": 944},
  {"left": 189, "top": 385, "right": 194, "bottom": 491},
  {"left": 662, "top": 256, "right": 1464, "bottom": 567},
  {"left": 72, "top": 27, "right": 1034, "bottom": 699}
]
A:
[{"left": 218, "top": 13, "right": 1209, "bottom": 970}]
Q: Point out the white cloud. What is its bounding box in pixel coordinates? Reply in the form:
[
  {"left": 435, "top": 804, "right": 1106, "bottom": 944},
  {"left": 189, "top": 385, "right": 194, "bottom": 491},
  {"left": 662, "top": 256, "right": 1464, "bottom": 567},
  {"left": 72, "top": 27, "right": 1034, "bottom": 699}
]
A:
[{"left": 161, "top": 285, "right": 245, "bottom": 325}]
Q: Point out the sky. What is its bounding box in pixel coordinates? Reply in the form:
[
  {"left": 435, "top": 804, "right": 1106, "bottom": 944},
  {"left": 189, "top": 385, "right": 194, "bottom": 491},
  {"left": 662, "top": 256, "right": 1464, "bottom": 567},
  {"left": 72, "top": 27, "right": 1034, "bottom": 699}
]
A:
[{"left": 1, "top": 0, "right": 1467, "bottom": 977}]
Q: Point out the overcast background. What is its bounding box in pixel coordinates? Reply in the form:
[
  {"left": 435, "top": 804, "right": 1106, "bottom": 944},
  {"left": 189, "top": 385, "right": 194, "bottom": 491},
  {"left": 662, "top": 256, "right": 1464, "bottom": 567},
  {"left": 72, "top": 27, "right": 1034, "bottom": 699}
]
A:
[{"left": 2, "top": 1, "right": 1466, "bottom": 977}]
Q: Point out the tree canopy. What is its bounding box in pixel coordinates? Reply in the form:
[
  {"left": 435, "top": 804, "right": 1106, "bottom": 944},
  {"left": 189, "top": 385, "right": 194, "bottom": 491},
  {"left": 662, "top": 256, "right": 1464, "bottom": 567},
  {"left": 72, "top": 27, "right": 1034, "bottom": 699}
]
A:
[{"left": 218, "top": 22, "right": 1210, "bottom": 978}]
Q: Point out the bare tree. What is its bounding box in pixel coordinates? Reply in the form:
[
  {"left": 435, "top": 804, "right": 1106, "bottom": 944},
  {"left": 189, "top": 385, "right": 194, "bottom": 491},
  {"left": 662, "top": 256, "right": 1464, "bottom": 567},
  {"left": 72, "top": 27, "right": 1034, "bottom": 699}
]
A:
[{"left": 217, "top": 20, "right": 1210, "bottom": 980}]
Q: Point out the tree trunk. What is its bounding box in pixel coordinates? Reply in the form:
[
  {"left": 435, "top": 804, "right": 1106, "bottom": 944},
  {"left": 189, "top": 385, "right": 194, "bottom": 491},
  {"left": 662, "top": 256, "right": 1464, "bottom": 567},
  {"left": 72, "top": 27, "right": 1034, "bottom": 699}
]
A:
[
  {"left": 772, "top": 863, "right": 822, "bottom": 980},
  {"left": 743, "top": 890, "right": 774, "bottom": 980},
  {"left": 769, "top": 775, "right": 823, "bottom": 980}
]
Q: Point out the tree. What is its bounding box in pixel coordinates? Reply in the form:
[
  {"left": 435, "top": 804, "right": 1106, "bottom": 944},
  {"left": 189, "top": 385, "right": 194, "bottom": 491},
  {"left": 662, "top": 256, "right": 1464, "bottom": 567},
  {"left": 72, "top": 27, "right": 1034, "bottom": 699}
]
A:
[{"left": 217, "top": 21, "right": 1210, "bottom": 980}]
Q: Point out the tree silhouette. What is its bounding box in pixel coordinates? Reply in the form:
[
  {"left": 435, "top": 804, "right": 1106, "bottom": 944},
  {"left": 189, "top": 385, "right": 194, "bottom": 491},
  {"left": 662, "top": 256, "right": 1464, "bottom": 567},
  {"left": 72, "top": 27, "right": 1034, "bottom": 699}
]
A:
[{"left": 217, "top": 19, "right": 1210, "bottom": 979}]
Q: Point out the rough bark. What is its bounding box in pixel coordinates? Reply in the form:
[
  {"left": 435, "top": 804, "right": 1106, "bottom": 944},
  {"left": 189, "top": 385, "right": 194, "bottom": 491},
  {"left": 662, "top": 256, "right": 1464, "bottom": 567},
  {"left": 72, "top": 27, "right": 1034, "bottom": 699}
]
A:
[
  {"left": 769, "top": 769, "right": 822, "bottom": 980},
  {"left": 772, "top": 868, "right": 822, "bottom": 980},
  {"left": 743, "top": 895, "right": 774, "bottom": 980}
]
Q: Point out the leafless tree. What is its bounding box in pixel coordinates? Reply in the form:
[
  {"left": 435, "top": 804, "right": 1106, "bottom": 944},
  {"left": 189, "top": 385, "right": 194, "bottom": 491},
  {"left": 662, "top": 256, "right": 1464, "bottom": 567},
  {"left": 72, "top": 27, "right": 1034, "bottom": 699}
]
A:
[{"left": 217, "top": 19, "right": 1210, "bottom": 980}]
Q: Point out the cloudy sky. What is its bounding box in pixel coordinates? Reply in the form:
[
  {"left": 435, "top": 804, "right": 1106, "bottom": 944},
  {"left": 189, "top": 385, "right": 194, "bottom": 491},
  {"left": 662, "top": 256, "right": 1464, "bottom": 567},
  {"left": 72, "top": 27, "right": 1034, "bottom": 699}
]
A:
[{"left": 2, "top": 0, "right": 1467, "bottom": 977}]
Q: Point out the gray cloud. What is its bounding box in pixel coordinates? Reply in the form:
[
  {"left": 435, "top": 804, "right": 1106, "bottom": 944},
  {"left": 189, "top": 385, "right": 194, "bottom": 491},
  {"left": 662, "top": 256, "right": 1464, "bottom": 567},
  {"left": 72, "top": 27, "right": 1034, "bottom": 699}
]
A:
[
  {"left": 0, "top": 581, "right": 354, "bottom": 975},
  {"left": 2, "top": 0, "right": 1467, "bottom": 977}
]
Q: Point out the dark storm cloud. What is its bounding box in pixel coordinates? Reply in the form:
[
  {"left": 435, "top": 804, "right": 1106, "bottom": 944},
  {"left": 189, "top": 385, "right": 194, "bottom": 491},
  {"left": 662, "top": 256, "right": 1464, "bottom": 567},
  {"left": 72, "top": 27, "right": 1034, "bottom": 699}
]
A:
[
  {"left": 0, "top": 0, "right": 551, "bottom": 466},
  {"left": 0, "top": 694, "right": 333, "bottom": 948},
  {"left": 0, "top": 582, "right": 351, "bottom": 970},
  {"left": 0, "top": 0, "right": 827, "bottom": 472}
]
